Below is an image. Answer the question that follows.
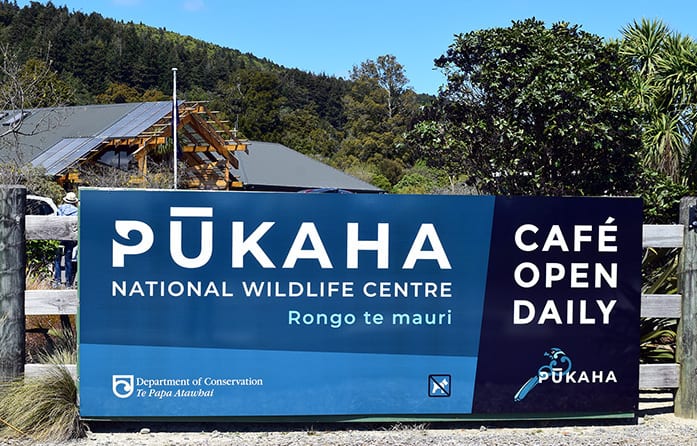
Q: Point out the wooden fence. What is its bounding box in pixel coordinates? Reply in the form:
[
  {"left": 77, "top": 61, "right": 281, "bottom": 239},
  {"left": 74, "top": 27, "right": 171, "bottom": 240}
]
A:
[{"left": 1, "top": 186, "right": 696, "bottom": 418}]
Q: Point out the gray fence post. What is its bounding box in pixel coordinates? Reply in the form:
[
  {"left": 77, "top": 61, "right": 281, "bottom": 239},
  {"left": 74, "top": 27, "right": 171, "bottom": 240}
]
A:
[
  {"left": 0, "top": 186, "right": 26, "bottom": 382},
  {"left": 677, "top": 197, "right": 697, "bottom": 418}
]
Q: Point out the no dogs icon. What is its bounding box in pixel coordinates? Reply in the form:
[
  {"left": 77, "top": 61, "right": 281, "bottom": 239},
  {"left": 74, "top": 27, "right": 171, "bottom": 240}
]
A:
[{"left": 428, "top": 374, "right": 451, "bottom": 397}]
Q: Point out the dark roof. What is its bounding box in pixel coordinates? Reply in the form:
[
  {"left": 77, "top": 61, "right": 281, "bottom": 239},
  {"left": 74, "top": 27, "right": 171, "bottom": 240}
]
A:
[
  {"left": 233, "top": 141, "right": 383, "bottom": 193},
  {"left": 0, "top": 102, "right": 172, "bottom": 174}
]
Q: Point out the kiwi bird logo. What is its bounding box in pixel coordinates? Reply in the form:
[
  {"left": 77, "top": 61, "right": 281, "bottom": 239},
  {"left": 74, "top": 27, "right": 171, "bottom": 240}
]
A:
[{"left": 514, "top": 347, "right": 572, "bottom": 402}]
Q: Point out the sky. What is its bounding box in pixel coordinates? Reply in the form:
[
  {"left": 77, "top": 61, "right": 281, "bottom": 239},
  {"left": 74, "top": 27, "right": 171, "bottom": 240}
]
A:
[{"left": 15, "top": 0, "right": 697, "bottom": 94}]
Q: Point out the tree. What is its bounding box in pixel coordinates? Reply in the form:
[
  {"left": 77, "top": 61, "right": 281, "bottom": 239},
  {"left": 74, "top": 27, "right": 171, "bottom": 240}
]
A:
[
  {"left": 408, "top": 119, "right": 470, "bottom": 192},
  {"left": 620, "top": 19, "right": 697, "bottom": 188},
  {"left": 0, "top": 48, "right": 74, "bottom": 112},
  {"left": 95, "top": 81, "right": 167, "bottom": 103},
  {"left": 220, "top": 69, "right": 286, "bottom": 141},
  {"left": 279, "top": 105, "right": 340, "bottom": 157},
  {"left": 340, "top": 55, "right": 418, "bottom": 163},
  {"left": 412, "top": 19, "right": 642, "bottom": 196},
  {"left": 351, "top": 54, "right": 410, "bottom": 120},
  {"left": 95, "top": 82, "right": 140, "bottom": 103},
  {"left": 0, "top": 46, "right": 75, "bottom": 164},
  {"left": 0, "top": 46, "right": 72, "bottom": 209}
]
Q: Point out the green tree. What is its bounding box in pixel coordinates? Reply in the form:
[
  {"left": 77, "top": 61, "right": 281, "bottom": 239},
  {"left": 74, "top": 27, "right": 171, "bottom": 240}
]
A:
[
  {"left": 412, "top": 19, "right": 642, "bottom": 196},
  {"left": 353, "top": 54, "right": 409, "bottom": 120},
  {"left": 95, "top": 82, "right": 167, "bottom": 103},
  {"left": 340, "top": 54, "right": 418, "bottom": 163},
  {"left": 0, "top": 1, "right": 360, "bottom": 157},
  {"left": 279, "top": 105, "right": 340, "bottom": 157},
  {"left": 408, "top": 119, "right": 469, "bottom": 192},
  {"left": 620, "top": 19, "right": 697, "bottom": 188},
  {"left": 0, "top": 50, "right": 74, "bottom": 111},
  {"left": 140, "top": 87, "right": 168, "bottom": 102},
  {"left": 220, "top": 69, "right": 286, "bottom": 141},
  {"left": 95, "top": 82, "right": 140, "bottom": 103}
]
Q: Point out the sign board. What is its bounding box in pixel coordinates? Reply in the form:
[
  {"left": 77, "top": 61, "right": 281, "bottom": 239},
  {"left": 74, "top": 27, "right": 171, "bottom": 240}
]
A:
[{"left": 78, "top": 189, "right": 642, "bottom": 419}]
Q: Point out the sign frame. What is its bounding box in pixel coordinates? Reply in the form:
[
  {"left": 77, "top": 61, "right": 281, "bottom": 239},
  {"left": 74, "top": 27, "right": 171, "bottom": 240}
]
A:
[{"left": 78, "top": 189, "right": 642, "bottom": 421}]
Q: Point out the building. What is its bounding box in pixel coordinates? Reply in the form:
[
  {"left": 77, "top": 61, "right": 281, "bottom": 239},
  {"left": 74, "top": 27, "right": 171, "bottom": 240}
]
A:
[{"left": 0, "top": 101, "right": 381, "bottom": 193}]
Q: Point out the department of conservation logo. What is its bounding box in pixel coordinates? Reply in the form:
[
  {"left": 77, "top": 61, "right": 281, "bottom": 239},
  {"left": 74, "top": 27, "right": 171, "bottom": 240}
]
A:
[{"left": 112, "top": 375, "right": 134, "bottom": 398}]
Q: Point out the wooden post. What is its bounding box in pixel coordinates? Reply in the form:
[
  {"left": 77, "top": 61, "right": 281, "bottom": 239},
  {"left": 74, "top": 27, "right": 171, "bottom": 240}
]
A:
[
  {"left": 0, "top": 186, "right": 26, "bottom": 381},
  {"left": 676, "top": 197, "right": 697, "bottom": 418}
]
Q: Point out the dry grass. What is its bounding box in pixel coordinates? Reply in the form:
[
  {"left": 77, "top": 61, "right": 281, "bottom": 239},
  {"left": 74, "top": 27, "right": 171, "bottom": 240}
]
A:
[
  {"left": 0, "top": 291, "right": 81, "bottom": 442},
  {"left": 0, "top": 364, "right": 85, "bottom": 441},
  {"left": 1, "top": 312, "right": 80, "bottom": 441},
  {"left": 0, "top": 256, "right": 83, "bottom": 441},
  {"left": 25, "top": 265, "right": 54, "bottom": 290},
  {"left": 26, "top": 316, "right": 76, "bottom": 364},
  {"left": 36, "top": 325, "right": 77, "bottom": 365}
]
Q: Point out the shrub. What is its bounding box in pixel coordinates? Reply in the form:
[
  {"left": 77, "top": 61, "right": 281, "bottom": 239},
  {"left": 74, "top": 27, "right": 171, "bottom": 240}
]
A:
[
  {"left": 370, "top": 173, "right": 392, "bottom": 191},
  {"left": 640, "top": 247, "right": 679, "bottom": 363},
  {"left": 26, "top": 240, "right": 59, "bottom": 282},
  {"left": 392, "top": 172, "right": 435, "bottom": 194}
]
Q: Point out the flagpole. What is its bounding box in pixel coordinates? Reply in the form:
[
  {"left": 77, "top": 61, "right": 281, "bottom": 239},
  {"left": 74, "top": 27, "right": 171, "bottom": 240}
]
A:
[{"left": 172, "top": 67, "right": 178, "bottom": 189}]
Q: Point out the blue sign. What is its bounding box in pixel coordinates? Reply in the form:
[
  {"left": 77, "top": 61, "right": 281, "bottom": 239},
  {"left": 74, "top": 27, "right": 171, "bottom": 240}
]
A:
[{"left": 78, "top": 190, "right": 641, "bottom": 418}]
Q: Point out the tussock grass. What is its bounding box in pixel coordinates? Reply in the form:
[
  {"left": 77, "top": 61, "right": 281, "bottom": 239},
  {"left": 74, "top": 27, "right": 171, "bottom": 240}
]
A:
[
  {"left": 0, "top": 365, "right": 85, "bottom": 441},
  {"left": 0, "top": 326, "right": 82, "bottom": 442},
  {"left": 26, "top": 316, "right": 77, "bottom": 364},
  {"left": 25, "top": 263, "right": 54, "bottom": 290},
  {"left": 37, "top": 342, "right": 76, "bottom": 366},
  {"left": 37, "top": 325, "right": 77, "bottom": 365}
]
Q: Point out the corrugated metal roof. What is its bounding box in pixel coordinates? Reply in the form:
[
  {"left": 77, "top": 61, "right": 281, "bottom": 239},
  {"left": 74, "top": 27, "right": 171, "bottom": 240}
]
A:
[
  {"left": 232, "top": 141, "right": 382, "bottom": 193},
  {"left": 32, "top": 137, "right": 102, "bottom": 175}
]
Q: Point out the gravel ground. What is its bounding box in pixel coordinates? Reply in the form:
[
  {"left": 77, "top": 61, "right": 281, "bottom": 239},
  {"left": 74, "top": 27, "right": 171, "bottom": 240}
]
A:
[{"left": 5, "top": 393, "right": 697, "bottom": 446}]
